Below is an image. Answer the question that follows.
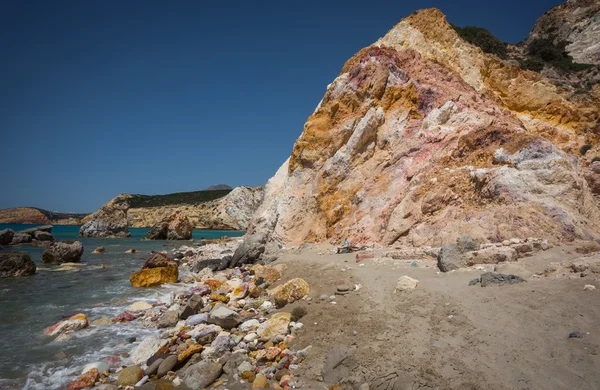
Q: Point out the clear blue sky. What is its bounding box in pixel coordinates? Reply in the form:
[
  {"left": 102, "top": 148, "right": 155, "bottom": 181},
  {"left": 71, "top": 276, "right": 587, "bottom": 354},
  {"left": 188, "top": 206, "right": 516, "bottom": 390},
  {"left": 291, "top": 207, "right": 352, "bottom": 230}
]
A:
[{"left": 0, "top": 0, "right": 563, "bottom": 213}]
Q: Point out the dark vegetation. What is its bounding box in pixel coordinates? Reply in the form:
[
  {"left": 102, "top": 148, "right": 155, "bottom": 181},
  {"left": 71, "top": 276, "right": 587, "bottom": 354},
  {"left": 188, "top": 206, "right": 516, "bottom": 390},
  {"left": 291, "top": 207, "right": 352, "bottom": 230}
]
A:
[
  {"left": 521, "top": 38, "right": 595, "bottom": 72},
  {"left": 452, "top": 25, "right": 508, "bottom": 58},
  {"left": 580, "top": 144, "right": 593, "bottom": 156},
  {"left": 121, "top": 190, "right": 232, "bottom": 208},
  {"left": 35, "top": 208, "right": 88, "bottom": 220}
]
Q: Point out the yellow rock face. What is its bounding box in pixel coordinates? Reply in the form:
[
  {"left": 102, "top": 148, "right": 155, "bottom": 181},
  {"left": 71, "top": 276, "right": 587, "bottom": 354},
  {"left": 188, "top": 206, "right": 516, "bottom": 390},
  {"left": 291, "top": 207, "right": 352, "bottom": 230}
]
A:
[{"left": 129, "top": 266, "right": 178, "bottom": 287}]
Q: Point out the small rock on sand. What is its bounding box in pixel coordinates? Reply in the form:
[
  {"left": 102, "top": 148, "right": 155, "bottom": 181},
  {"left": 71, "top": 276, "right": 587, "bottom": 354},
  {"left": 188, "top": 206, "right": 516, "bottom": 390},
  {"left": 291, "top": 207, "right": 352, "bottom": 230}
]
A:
[{"left": 395, "top": 276, "right": 419, "bottom": 292}]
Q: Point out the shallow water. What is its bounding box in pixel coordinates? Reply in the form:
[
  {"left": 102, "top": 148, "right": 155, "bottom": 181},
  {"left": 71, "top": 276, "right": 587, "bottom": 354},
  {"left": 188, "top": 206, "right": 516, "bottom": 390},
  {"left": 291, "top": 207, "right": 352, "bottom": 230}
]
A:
[{"left": 0, "top": 224, "right": 243, "bottom": 389}]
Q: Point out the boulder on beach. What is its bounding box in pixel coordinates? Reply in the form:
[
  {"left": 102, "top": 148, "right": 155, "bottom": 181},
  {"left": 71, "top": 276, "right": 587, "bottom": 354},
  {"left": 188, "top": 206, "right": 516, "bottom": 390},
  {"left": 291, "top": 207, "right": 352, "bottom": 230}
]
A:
[
  {"left": 79, "top": 198, "right": 131, "bottom": 238},
  {"left": 0, "top": 229, "right": 14, "bottom": 245},
  {"left": 44, "top": 313, "right": 88, "bottom": 336},
  {"left": 145, "top": 211, "right": 194, "bottom": 240},
  {"left": 269, "top": 278, "right": 310, "bottom": 308},
  {"left": 0, "top": 252, "right": 36, "bottom": 277},
  {"left": 130, "top": 266, "right": 178, "bottom": 287},
  {"left": 41, "top": 241, "right": 84, "bottom": 264}
]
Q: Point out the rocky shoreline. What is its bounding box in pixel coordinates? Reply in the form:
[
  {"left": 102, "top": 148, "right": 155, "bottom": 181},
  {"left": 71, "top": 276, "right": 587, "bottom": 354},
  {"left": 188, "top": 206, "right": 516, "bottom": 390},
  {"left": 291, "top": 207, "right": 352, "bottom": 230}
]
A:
[
  {"left": 48, "top": 238, "right": 319, "bottom": 390},
  {"left": 33, "top": 234, "right": 600, "bottom": 390}
]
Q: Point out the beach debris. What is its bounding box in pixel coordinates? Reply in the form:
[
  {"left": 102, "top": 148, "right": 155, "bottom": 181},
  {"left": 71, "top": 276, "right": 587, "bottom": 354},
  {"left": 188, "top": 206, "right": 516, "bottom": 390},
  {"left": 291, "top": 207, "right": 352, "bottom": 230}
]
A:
[{"left": 569, "top": 331, "right": 584, "bottom": 339}]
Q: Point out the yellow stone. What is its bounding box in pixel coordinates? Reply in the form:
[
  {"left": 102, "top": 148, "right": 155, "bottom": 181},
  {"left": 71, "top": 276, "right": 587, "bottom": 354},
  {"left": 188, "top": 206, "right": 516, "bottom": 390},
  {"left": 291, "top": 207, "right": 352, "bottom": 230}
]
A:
[
  {"left": 130, "top": 266, "right": 178, "bottom": 287},
  {"left": 268, "top": 278, "right": 310, "bottom": 308},
  {"left": 253, "top": 374, "right": 268, "bottom": 388},
  {"left": 177, "top": 344, "right": 203, "bottom": 363}
]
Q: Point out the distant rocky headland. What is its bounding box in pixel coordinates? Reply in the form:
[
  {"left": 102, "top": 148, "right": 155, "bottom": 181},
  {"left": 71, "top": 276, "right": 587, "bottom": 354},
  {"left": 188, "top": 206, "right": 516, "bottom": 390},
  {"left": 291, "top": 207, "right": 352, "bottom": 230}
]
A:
[
  {"left": 0, "top": 208, "right": 87, "bottom": 225},
  {"left": 1, "top": 186, "right": 264, "bottom": 231}
]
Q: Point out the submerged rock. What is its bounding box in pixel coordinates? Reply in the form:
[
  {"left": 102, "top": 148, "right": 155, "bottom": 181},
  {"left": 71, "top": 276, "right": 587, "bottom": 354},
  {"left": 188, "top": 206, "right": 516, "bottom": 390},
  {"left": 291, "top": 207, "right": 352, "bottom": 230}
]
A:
[
  {"left": 0, "top": 252, "right": 36, "bottom": 277},
  {"left": 145, "top": 211, "right": 194, "bottom": 240},
  {"left": 41, "top": 241, "right": 84, "bottom": 264}
]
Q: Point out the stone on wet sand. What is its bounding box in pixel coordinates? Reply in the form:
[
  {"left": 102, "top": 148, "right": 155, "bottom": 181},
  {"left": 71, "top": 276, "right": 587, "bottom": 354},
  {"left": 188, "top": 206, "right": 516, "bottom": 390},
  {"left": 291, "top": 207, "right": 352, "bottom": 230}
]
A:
[
  {"left": 269, "top": 278, "right": 310, "bottom": 308},
  {"left": 44, "top": 313, "right": 88, "bottom": 336},
  {"left": 117, "top": 366, "right": 144, "bottom": 386},
  {"left": 183, "top": 361, "right": 223, "bottom": 389},
  {"left": 208, "top": 305, "right": 242, "bottom": 329},
  {"left": 395, "top": 276, "right": 419, "bottom": 292},
  {"left": 90, "top": 317, "right": 112, "bottom": 326},
  {"left": 128, "top": 301, "right": 153, "bottom": 311},
  {"left": 0, "top": 252, "right": 36, "bottom": 277},
  {"left": 81, "top": 362, "right": 109, "bottom": 375},
  {"left": 67, "top": 368, "right": 99, "bottom": 390},
  {"left": 41, "top": 241, "right": 84, "bottom": 264}
]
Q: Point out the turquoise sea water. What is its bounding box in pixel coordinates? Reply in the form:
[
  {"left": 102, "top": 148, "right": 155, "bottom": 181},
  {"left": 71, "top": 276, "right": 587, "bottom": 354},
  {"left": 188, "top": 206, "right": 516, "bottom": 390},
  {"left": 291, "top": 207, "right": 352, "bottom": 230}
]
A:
[{"left": 0, "top": 224, "right": 243, "bottom": 389}]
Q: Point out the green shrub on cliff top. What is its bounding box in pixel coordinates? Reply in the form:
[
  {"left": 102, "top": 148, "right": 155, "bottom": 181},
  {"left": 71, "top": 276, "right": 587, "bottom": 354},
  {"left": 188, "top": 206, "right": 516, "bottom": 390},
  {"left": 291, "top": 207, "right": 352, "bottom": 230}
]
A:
[
  {"left": 452, "top": 25, "right": 508, "bottom": 59},
  {"left": 524, "top": 38, "right": 594, "bottom": 73}
]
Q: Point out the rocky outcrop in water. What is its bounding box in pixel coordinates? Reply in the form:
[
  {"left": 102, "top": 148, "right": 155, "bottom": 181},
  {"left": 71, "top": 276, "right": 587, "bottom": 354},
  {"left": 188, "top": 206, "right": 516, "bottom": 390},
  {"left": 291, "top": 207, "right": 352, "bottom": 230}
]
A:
[
  {"left": 145, "top": 211, "right": 193, "bottom": 240},
  {"left": 0, "top": 252, "right": 36, "bottom": 277},
  {"left": 79, "top": 198, "right": 130, "bottom": 238},
  {"left": 41, "top": 241, "right": 84, "bottom": 264},
  {"left": 126, "top": 186, "right": 264, "bottom": 230},
  {"left": 239, "top": 7, "right": 600, "bottom": 261}
]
